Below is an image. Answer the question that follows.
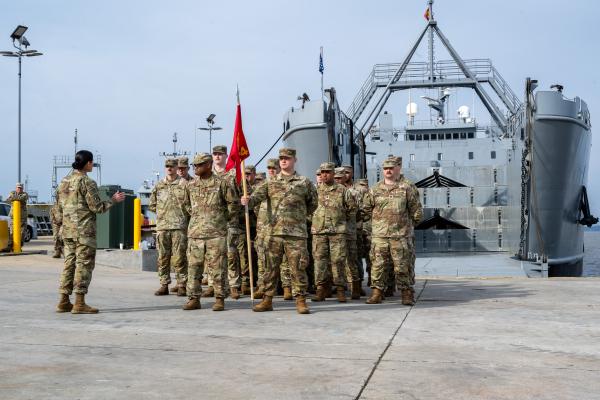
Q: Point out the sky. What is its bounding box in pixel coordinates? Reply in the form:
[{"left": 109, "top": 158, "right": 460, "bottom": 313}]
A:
[{"left": 0, "top": 0, "right": 599, "bottom": 215}]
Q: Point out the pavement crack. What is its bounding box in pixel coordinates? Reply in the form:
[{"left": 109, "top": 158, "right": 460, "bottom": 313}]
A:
[{"left": 354, "top": 280, "right": 428, "bottom": 400}]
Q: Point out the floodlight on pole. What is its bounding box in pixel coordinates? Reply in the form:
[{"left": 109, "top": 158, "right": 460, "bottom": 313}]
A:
[
  {"left": 198, "top": 114, "right": 222, "bottom": 151},
  {"left": 2, "top": 25, "right": 43, "bottom": 182}
]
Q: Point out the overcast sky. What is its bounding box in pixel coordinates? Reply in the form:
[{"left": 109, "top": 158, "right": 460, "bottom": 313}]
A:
[{"left": 1, "top": 0, "right": 598, "bottom": 214}]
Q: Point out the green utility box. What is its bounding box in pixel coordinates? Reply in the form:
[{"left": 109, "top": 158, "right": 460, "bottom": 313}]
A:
[{"left": 96, "top": 185, "right": 136, "bottom": 249}]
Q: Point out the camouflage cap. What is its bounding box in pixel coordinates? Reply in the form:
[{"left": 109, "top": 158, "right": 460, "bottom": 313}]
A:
[
  {"left": 192, "top": 152, "right": 213, "bottom": 165},
  {"left": 15, "top": 182, "right": 23, "bottom": 188},
  {"left": 255, "top": 172, "right": 266, "bottom": 181},
  {"left": 267, "top": 158, "right": 279, "bottom": 168},
  {"left": 357, "top": 178, "right": 369, "bottom": 186},
  {"left": 391, "top": 156, "right": 403, "bottom": 167},
  {"left": 279, "top": 147, "right": 296, "bottom": 158},
  {"left": 212, "top": 145, "right": 227, "bottom": 154},
  {"left": 334, "top": 167, "right": 345, "bottom": 178},
  {"left": 178, "top": 157, "right": 189, "bottom": 167},
  {"left": 382, "top": 159, "right": 397, "bottom": 168},
  {"left": 245, "top": 164, "right": 256, "bottom": 174},
  {"left": 319, "top": 162, "right": 335, "bottom": 172},
  {"left": 342, "top": 164, "right": 353, "bottom": 172},
  {"left": 165, "top": 158, "right": 178, "bottom": 168},
  {"left": 315, "top": 169, "right": 322, "bottom": 175}
]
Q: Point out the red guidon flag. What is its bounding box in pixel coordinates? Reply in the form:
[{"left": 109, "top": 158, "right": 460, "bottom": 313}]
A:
[{"left": 225, "top": 92, "right": 250, "bottom": 184}]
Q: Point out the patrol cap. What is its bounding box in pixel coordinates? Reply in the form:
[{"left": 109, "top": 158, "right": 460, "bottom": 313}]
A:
[
  {"left": 382, "top": 159, "right": 397, "bottom": 168},
  {"left": 279, "top": 147, "right": 296, "bottom": 158},
  {"left": 192, "top": 152, "right": 213, "bottom": 165},
  {"left": 319, "top": 162, "right": 335, "bottom": 172},
  {"left": 267, "top": 158, "right": 279, "bottom": 168},
  {"left": 315, "top": 169, "right": 322, "bottom": 176},
  {"left": 15, "top": 182, "right": 23, "bottom": 188},
  {"left": 245, "top": 164, "right": 256, "bottom": 174},
  {"left": 255, "top": 172, "right": 266, "bottom": 181},
  {"left": 342, "top": 164, "right": 353, "bottom": 172},
  {"left": 178, "top": 157, "right": 189, "bottom": 168},
  {"left": 357, "top": 178, "right": 369, "bottom": 186},
  {"left": 392, "top": 156, "right": 403, "bottom": 167},
  {"left": 212, "top": 145, "right": 227, "bottom": 154},
  {"left": 334, "top": 167, "right": 345, "bottom": 178},
  {"left": 165, "top": 159, "right": 178, "bottom": 168}
]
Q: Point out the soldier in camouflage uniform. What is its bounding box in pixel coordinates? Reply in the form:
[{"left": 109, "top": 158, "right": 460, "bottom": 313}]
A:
[
  {"left": 238, "top": 164, "right": 258, "bottom": 294},
  {"left": 310, "top": 162, "right": 356, "bottom": 303},
  {"left": 255, "top": 172, "right": 266, "bottom": 183},
  {"left": 315, "top": 169, "right": 322, "bottom": 185},
  {"left": 357, "top": 178, "right": 372, "bottom": 286},
  {"left": 209, "top": 145, "right": 243, "bottom": 299},
  {"left": 50, "top": 194, "right": 64, "bottom": 258},
  {"left": 55, "top": 150, "right": 125, "bottom": 314},
  {"left": 182, "top": 153, "right": 239, "bottom": 311},
  {"left": 6, "top": 183, "right": 29, "bottom": 248},
  {"left": 242, "top": 148, "right": 317, "bottom": 314},
  {"left": 362, "top": 157, "right": 422, "bottom": 305},
  {"left": 253, "top": 158, "right": 293, "bottom": 299},
  {"left": 148, "top": 159, "right": 189, "bottom": 296}
]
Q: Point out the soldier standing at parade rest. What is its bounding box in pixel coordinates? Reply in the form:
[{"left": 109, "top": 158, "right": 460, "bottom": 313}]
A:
[
  {"left": 182, "top": 153, "right": 239, "bottom": 311},
  {"left": 311, "top": 162, "right": 357, "bottom": 302},
  {"left": 357, "top": 178, "right": 372, "bottom": 286},
  {"left": 209, "top": 144, "right": 244, "bottom": 299},
  {"left": 241, "top": 148, "right": 317, "bottom": 314},
  {"left": 149, "top": 159, "right": 189, "bottom": 296},
  {"left": 6, "top": 182, "right": 29, "bottom": 247},
  {"left": 50, "top": 190, "right": 64, "bottom": 258},
  {"left": 362, "top": 157, "right": 422, "bottom": 305},
  {"left": 55, "top": 150, "right": 125, "bottom": 313}
]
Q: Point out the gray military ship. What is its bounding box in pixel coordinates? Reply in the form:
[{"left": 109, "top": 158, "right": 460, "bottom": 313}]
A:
[{"left": 281, "top": 1, "right": 597, "bottom": 277}]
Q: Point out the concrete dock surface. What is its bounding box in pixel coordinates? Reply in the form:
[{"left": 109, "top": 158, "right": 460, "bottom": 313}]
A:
[{"left": 1, "top": 240, "right": 599, "bottom": 400}]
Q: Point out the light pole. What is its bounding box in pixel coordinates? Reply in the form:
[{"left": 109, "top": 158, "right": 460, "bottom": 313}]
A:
[
  {"left": 1, "top": 25, "right": 43, "bottom": 182},
  {"left": 198, "top": 113, "right": 222, "bottom": 152}
]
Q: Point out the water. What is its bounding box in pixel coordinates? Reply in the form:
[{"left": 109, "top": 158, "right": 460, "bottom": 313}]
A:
[{"left": 584, "top": 230, "right": 600, "bottom": 277}]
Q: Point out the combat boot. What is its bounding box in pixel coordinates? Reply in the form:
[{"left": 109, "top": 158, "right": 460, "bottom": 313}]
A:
[
  {"left": 384, "top": 286, "right": 395, "bottom": 298},
  {"left": 253, "top": 287, "right": 265, "bottom": 299},
  {"left": 253, "top": 295, "right": 273, "bottom": 312},
  {"left": 52, "top": 250, "right": 62, "bottom": 259},
  {"left": 71, "top": 294, "right": 99, "bottom": 314},
  {"left": 295, "top": 295, "right": 310, "bottom": 314},
  {"left": 154, "top": 284, "right": 169, "bottom": 296},
  {"left": 56, "top": 294, "right": 73, "bottom": 313},
  {"left": 170, "top": 285, "right": 179, "bottom": 293},
  {"left": 351, "top": 281, "right": 362, "bottom": 300},
  {"left": 177, "top": 286, "right": 187, "bottom": 297},
  {"left": 230, "top": 287, "right": 241, "bottom": 300},
  {"left": 212, "top": 297, "right": 225, "bottom": 311},
  {"left": 241, "top": 283, "right": 251, "bottom": 295},
  {"left": 401, "top": 288, "right": 415, "bottom": 306},
  {"left": 182, "top": 297, "right": 201, "bottom": 310},
  {"left": 283, "top": 286, "right": 293, "bottom": 301},
  {"left": 324, "top": 281, "right": 333, "bottom": 298},
  {"left": 201, "top": 286, "right": 214, "bottom": 298},
  {"left": 311, "top": 285, "right": 326, "bottom": 302},
  {"left": 366, "top": 288, "right": 383, "bottom": 304},
  {"left": 336, "top": 286, "right": 347, "bottom": 303}
]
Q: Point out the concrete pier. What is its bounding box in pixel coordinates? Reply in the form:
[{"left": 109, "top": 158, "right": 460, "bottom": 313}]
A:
[{"left": 1, "top": 239, "right": 598, "bottom": 399}]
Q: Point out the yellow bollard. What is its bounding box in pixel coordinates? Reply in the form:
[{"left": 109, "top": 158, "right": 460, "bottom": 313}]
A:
[
  {"left": 133, "top": 198, "right": 141, "bottom": 250},
  {"left": 12, "top": 200, "right": 21, "bottom": 253}
]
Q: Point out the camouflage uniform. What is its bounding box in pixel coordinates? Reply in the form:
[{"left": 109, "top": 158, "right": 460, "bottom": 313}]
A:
[
  {"left": 148, "top": 164, "right": 189, "bottom": 288},
  {"left": 311, "top": 163, "right": 356, "bottom": 287},
  {"left": 335, "top": 167, "right": 361, "bottom": 284},
  {"left": 357, "top": 179, "right": 372, "bottom": 283},
  {"left": 362, "top": 173, "right": 422, "bottom": 291},
  {"left": 50, "top": 201, "right": 64, "bottom": 256},
  {"left": 248, "top": 165, "right": 317, "bottom": 298},
  {"left": 6, "top": 188, "right": 28, "bottom": 245},
  {"left": 55, "top": 171, "right": 114, "bottom": 295},
  {"left": 184, "top": 155, "right": 239, "bottom": 300}
]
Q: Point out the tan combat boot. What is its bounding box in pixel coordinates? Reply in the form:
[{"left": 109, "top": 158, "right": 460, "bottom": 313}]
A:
[
  {"left": 212, "top": 297, "right": 225, "bottom": 311},
  {"left": 384, "top": 286, "right": 395, "bottom": 298},
  {"left": 295, "top": 295, "right": 310, "bottom": 314},
  {"left": 324, "top": 281, "right": 333, "bottom": 298},
  {"left": 201, "top": 287, "right": 214, "bottom": 298},
  {"left": 366, "top": 288, "right": 383, "bottom": 304},
  {"left": 154, "top": 284, "right": 169, "bottom": 296},
  {"left": 170, "top": 285, "right": 179, "bottom": 293},
  {"left": 71, "top": 294, "right": 99, "bottom": 314},
  {"left": 351, "top": 281, "right": 361, "bottom": 300},
  {"left": 56, "top": 294, "right": 73, "bottom": 313},
  {"left": 177, "top": 286, "right": 187, "bottom": 297},
  {"left": 283, "top": 286, "right": 293, "bottom": 301},
  {"left": 252, "top": 295, "right": 273, "bottom": 312},
  {"left": 52, "top": 250, "right": 62, "bottom": 259},
  {"left": 182, "top": 297, "right": 201, "bottom": 310},
  {"left": 311, "top": 285, "right": 326, "bottom": 302},
  {"left": 401, "top": 288, "right": 415, "bottom": 306},
  {"left": 241, "top": 283, "right": 251, "bottom": 295},
  {"left": 230, "top": 287, "right": 241, "bottom": 300},
  {"left": 336, "top": 286, "right": 347, "bottom": 303},
  {"left": 253, "top": 287, "right": 265, "bottom": 299}
]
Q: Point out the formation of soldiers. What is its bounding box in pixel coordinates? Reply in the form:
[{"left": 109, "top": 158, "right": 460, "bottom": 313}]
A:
[{"left": 150, "top": 145, "right": 423, "bottom": 314}]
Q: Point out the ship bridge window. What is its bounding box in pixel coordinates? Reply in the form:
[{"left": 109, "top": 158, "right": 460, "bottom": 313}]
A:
[
  {"left": 431, "top": 134, "right": 437, "bottom": 140},
  {"left": 468, "top": 132, "right": 474, "bottom": 139},
  {"left": 491, "top": 151, "right": 497, "bottom": 159},
  {"left": 460, "top": 132, "right": 467, "bottom": 139},
  {"left": 445, "top": 133, "right": 452, "bottom": 140},
  {"left": 468, "top": 152, "right": 474, "bottom": 160},
  {"left": 453, "top": 133, "right": 459, "bottom": 139},
  {"left": 424, "top": 134, "right": 430, "bottom": 140}
]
